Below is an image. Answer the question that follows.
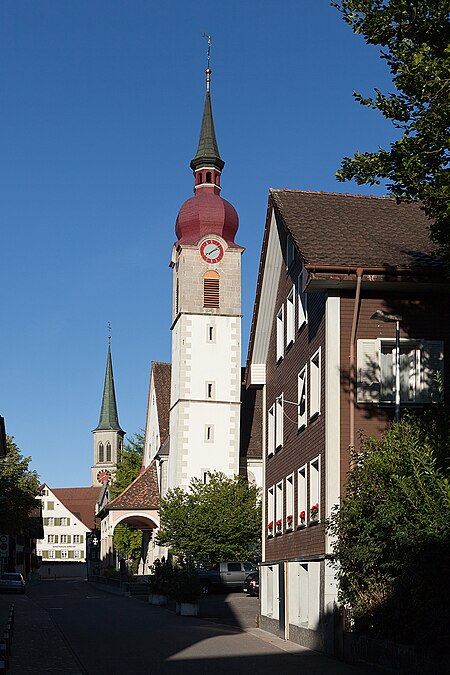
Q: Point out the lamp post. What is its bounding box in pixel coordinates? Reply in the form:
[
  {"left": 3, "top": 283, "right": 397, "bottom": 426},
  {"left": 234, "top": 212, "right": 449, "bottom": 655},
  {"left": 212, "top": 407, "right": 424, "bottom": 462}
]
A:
[{"left": 370, "top": 310, "right": 402, "bottom": 423}]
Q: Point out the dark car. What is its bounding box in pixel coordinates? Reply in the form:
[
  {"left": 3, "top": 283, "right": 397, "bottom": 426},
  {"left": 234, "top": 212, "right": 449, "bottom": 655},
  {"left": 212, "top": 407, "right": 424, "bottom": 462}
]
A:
[
  {"left": 243, "top": 570, "right": 259, "bottom": 597},
  {"left": 0, "top": 572, "right": 25, "bottom": 593}
]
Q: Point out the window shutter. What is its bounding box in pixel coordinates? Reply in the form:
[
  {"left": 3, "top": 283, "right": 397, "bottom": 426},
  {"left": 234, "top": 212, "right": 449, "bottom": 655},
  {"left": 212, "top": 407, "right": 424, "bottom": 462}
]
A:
[
  {"left": 80, "top": 535, "right": 84, "bottom": 544},
  {"left": 275, "top": 395, "right": 284, "bottom": 449},
  {"left": 67, "top": 518, "right": 70, "bottom": 526},
  {"left": 203, "top": 271, "right": 220, "bottom": 308},
  {"left": 43, "top": 518, "right": 49, "bottom": 526},
  {"left": 67, "top": 535, "right": 71, "bottom": 543},
  {"left": 420, "top": 340, "right": 444, "bottom": 402},
  {"left": 54, "top": 518, "right": 61, "bottom": 526},
  {"left": 42, "top": 550, "right": 48, "bottom": 558},
  {"left": 357, "top": 339, "right": 380, "bottom": 402},
  {"left": 55, "top": 550, "right": 61, "bottom": 559},
  {"left": 68, "top": 550, "right": 74, "bottom": 559}
]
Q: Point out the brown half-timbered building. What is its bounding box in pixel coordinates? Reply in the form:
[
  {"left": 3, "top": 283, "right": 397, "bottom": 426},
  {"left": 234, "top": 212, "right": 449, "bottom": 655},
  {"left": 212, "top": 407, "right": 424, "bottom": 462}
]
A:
[{"left": 246, "top": 189, "right": 449, "bottom": 653}]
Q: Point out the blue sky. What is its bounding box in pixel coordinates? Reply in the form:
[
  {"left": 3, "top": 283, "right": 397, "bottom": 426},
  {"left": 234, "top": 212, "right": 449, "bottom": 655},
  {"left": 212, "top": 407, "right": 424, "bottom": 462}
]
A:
[{"left": 1, "top": 1, "right": 397, "bottom": 487}]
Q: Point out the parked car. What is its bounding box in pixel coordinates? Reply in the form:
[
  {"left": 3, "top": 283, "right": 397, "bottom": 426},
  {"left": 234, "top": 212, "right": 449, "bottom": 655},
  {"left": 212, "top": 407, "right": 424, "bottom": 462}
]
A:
[
  {"left": 0, "top": 572, "right": 25, "bottom": 593},
  {"left": 243, "top": 570, "right": 259, "bottom": 597},
  {"left": 197, "top": 562, "right": 256, "bottom": 594}
]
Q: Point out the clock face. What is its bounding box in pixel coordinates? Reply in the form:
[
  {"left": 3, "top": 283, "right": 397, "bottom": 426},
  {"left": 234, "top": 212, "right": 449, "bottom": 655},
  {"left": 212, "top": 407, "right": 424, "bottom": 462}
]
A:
[
  {"left": 199, "top": 239, "right": 224, "bottom": 264},
  {"left": 97, "top": 469, "right": 111, "bottom": 484}
]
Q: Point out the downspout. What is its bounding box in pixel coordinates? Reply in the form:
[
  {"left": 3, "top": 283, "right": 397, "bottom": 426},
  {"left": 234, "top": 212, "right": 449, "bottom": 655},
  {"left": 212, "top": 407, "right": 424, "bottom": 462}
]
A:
[{"left": 349, "top": 269, "right": 364, "bottom": 453}]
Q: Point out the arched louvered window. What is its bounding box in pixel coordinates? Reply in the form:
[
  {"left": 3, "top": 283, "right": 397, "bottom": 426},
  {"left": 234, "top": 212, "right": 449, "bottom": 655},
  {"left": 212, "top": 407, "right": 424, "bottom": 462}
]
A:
[
  {"left": 98, "top": 443, "right": 104, "bottom": 463},
  {"left": 106, "top": 442, "right": 111, "bottom": 462},
  {"left": 203, "top": 270, "right": 220, "bottom": 308}
]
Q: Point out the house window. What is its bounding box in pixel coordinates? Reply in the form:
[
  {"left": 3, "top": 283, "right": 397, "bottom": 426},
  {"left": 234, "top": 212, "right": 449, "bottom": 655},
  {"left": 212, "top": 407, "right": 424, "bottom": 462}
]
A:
[
  {"left": 106, "top": 442, "right": 111, "bottom": 462},
  {"left": 289, "top": 561, "right": 320, "bottom": 629},
  {"left": 61, "top": 551, "right": 68, "bottom": 559},
  {"left": 275, "top": 395, "right": 284, "bottom": 450},
  {"left": 286, "top": 288, "right": 295, "bottom": 347},
  {"left": 48, "top": 550, "right": 55, "bottom": 559},
  {"left": 297, "top": 270, "right": 307, "bottom": 329},
  {"left": 267, "top": 486, "right": 275, "bottom": 535},
  {"left": 60, "top": 535, "right": 68, "bottom": 544},
  {"left": 286, "top": 474, "right": 294, "bottom": 530},
  {"left": 310, "top": 348, "right": 321, "bottom": 418},
  {"left": 98, "top": 443, "right": 104, "bottom": 463},
  {"left": 297, "top": 366, "right": 307, "bottom": 430},
  {"left": 276, "top": 306, "right": 284, "bottom": 362},
  {"left": 48, "top": 534, "right": 56, "bottom": 544},
  {"left": 74, "top": 551, "right": 81, "bottom": 559},
  {"left": 309, "top": 456, "right": 320, "bottom": 523},
  {"left": 204, "top": 271, "right": 220, "bottom": 308},
  {"left": 286, "top": 236, "right": 295, "bottom": 269},
  {"left": 267, "top": 405, "right": 275, "bottom": 456},
  {"left": 60, "top": 517, "right": 70, "bottom": 526},
  {"left": 202, "top": 471, "right": 211, "bottom": 484},
  {"left": 47, "top": 501, "right": 54, "bottom": 511},
  {"left": 205, "top": 425, "right": 214, "bottom": 442},
  {"left": 47, "top": 517, "right": 54, "bottom": 527},
  {"left": 73, "top": 535, "right": 82, "bottom": 544},
  {"left": 357, "top": 339, "right": 444, "bottom": 403},
  {"left": 275, "top": 481, "right": 283, "bottom": 534},
  {"left": 297, "top": 465, "right": 307, "bottom": 527}
]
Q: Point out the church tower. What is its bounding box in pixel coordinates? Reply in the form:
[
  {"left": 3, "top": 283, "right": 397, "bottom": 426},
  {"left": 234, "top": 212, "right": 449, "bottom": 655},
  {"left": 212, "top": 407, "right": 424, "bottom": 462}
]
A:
[
  {"left": 91, "top": 338, "right": 125, "bottom": 486},
  {"left": 167, "top": 55, "right": 243, "bottom": 491}
]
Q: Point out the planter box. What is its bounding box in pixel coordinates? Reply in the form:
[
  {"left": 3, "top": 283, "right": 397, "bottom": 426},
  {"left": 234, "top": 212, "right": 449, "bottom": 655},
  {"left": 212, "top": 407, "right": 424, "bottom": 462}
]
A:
[
  {"left": 148, "top": 593, "right": 168, "bottom": 605},
  {"left": 176, "top": 601, "right": 199, "bottom": 616}
]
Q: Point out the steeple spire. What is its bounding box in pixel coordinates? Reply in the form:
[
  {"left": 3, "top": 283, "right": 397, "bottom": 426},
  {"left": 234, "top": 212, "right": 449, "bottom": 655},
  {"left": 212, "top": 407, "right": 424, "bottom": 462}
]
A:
[
  {"left": 190, "top": 35, "right": 225, "bottom": 174},
  {"left": 94, "top": 339, "right": 123, "bottom": 432}
]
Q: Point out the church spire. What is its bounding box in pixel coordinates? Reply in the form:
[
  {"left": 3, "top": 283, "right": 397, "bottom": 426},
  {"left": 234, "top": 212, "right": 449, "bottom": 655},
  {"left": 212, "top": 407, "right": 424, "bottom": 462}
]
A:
[
  {"left": 94, "top": 338, "right": 123, "bottom": 432},
  {"left": 190, "top": 35, "right": 225, "bottom": 174}
]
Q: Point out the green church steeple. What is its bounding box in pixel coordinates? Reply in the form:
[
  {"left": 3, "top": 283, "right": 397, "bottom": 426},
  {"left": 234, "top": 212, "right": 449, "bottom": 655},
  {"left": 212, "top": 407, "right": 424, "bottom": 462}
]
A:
[{"left": 94, "top": 339, "right": 123, "bottom": 432}]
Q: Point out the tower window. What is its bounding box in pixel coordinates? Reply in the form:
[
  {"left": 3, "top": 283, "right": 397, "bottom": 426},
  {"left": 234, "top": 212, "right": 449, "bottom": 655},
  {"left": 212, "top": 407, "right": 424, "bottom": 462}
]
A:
[
  {"left": 205, "top": 425, "right": 214, "bottom": 442},
  {"left": 198, "top": 172, "right": 203, "bottom": 184},
  {"left": 206, "top": 171, "right": 212, "bottom": 183},
  {"left": 98, "top": 443, "right": 104, "bottom": 463},
  {"left": 203, "top": 271, "right": 220, "bottom": 308},
  {"left": 207, "top": 325, "right": 215, "bottom": 342},
  {"left": 206, "top": 382, "right": 215, "bottom": 399},
  {"left": 106, "top": 442, "right": 111, "bottom": 462}
]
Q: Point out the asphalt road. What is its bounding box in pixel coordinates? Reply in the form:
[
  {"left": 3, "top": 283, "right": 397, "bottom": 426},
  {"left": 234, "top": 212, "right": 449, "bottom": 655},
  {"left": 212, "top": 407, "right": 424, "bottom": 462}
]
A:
[{"left": 13, "top": 579, "right": 379, "bottom": 675}]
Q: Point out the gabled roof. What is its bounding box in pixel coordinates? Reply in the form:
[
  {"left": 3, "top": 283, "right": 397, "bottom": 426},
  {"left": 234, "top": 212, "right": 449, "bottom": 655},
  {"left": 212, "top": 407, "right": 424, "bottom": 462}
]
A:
[
  {"left": 271, "top": 189, "right": 444, "bottom": 270},
  {"left": 152, "top": 362, "right": 171, "bottom": 446},
  {"left": 51, "top": 486, "right": 102, "bottom": 529},
  {"left": 106, "top": 461, "right": 159, "bottom": 511},
  {"left": 94, "top": 343, "right": 124, "bottom": 433}
]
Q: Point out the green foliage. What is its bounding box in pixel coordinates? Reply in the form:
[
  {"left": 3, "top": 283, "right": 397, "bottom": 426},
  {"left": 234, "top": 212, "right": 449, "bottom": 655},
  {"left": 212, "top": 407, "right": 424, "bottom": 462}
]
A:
[
  {"left": 109, "top": 432, "right": 144, "bottom": 500},
  {"left": 0, "top": 436, "right": 40, "bottom": 534},
  {"left": 158, "top": 472, "right": 261, "bottom": 564},
  {"left": 169, "top": 564, "right": 201, "bottom": 603},
  {"left": 147, "top": 557, "right": 174, "bottom": 595},
  {"left": 113, "top": 524, "right": 142, "bottom": 562},
  {"left": 328, "top": 412, "right": 450, "bottom": 644},
  {"left": 332, "top": 1, "right": 450, "bottom": 253}
]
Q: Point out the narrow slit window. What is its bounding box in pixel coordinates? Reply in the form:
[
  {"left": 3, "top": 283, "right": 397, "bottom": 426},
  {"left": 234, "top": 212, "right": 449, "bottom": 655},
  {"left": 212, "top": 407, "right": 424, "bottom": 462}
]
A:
[
  {"left": 204, "top": 271, "right": 220, "bottom": 308},
  {"left": 98, "top": 443, "right": 104, "bottom": 463}
]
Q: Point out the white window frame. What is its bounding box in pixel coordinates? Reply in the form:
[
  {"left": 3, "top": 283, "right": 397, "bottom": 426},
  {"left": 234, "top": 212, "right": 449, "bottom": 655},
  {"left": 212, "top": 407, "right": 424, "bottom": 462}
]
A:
[
  {"left": 275, "top": 481, "right": 283, "bottom": 534},
  {"left": 61, "top": 550, "right": 68, "bottom": 559},
  {"left": 275, "top": 394, "right": 284, "bottom": 450},
  {"left": 267, "top": 404, "right": 275, "bottom": 456},
  {"left": 48, "top": 550, "right": 55, "bottom": 559},
  {"left": 309, "top": 455, "right": 320, "bottom": 523},
  {"left": 267, "top": 486, "right": 275, "bottom": 536},
  {"left": 297, "top": 365, "right": 308, "bottom": 430},
  {"left": 310, "top": 348, "right": 321, "bottom": 418},
  {"left": 297, "top": 270, "right": 307, "bottom": 330},
  {"left": 286, "top": 473, "right": 294, "bottom": 530},
  {"left": 74, "top": 550, "right": 81, "bottom": 559},
  {"left": 276, "top": 306, "right": 284, "bottom": 362},
  {"left": 47, "top": 517, "right": 54, "bottom": 527},
  {"left": 357, "top": 338, "right": 444, "bottom": 404},
  {"left": 297, "top": 464, "right": 307, "bottom": 527},
  {"left": 73, "top": 535, "right": 80, "bottom": 544},
  {"left": 286, "top": 288, "right": 295, "bottom": 347},
  {"left": 286, "top": 236, "right": 295, "bottom": 269}
]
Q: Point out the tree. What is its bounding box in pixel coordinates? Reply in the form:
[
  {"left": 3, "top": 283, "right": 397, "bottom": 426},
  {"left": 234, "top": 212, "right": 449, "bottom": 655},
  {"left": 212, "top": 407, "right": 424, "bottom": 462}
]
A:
[
  {"left": 333, "top": 1, "right": 450, "bottom": 253},
  {"left": 113, "top": 524, "right": 142, "bottom": 568},
  {"left": 109, "top": 432, "right": 144, "bottom": 500},
  {"left": 0, "top": 436, "right": 40, "bottom": 534},
  {"left": 157, "top": 472, "right": 261, "bottom": 564},
  {"left": 327, "top": 411, "right": 450, "bottom": 645}
]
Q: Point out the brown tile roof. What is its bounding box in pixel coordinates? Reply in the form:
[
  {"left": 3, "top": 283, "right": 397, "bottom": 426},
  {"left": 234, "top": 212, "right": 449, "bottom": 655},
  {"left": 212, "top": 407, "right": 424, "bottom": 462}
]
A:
[
  {"left": 240, "top": 370, "right": 262, "bottom": 459},
  {"left": 271, "top": 190, "right": 445, "bottom": 270},
  {"left": 52, "top": 487, "right": 102, "bottom": 529},
  {"left": 106, "top": 461, "right": 159, "bottom": 510},
  {"left": 152, "top": 362, "right": 171, "bottom": 445}
]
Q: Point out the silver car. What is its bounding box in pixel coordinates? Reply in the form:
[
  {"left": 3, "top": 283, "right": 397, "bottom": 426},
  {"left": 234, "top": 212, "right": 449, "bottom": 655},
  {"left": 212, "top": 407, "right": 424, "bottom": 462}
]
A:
[{"left": 0, "top": 572, "right": 25, "bottom": 593}]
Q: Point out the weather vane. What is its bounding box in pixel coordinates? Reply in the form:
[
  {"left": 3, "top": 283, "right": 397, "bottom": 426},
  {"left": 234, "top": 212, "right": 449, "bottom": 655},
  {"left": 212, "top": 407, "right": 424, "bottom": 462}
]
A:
[
  {"left": 107, "top": 321, "right": 112, "bottom": 345},
  {"left": 203, "top": 33, "right": 211, "bottom": 92}
]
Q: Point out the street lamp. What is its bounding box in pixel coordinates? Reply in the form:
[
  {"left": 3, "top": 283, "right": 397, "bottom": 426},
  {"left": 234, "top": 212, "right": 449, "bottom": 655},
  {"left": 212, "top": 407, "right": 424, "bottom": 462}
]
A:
[{"left": 370, "top": 310, "right": 403, "bottom": 423}]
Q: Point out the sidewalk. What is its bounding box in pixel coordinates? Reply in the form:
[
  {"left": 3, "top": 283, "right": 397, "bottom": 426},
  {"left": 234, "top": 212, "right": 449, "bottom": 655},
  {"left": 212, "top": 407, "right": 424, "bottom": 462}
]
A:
[{"left": 0, "top": 588, "right": 84, "bottom": 674}]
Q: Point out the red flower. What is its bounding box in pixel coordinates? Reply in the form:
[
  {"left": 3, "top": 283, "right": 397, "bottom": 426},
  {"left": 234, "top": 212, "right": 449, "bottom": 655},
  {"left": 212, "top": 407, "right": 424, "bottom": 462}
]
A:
[
  {"left": 268, "top": 521, "right": 273, "bottom": 529},
  {"left": 299, "top": 511, "right": 306, "bottom": 520}
]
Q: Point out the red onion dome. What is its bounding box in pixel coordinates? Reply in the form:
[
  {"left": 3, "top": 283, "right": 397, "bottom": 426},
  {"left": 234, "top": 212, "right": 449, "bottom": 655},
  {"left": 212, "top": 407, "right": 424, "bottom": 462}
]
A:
[{"left": 175, "top": 186, "right": 239, "bottom": 246}]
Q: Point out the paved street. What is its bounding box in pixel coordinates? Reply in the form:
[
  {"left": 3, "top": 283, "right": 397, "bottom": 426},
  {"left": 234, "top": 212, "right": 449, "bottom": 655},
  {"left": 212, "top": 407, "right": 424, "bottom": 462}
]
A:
[{"left": 0, "top": 579, "right": 379, "bottom": 674}]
